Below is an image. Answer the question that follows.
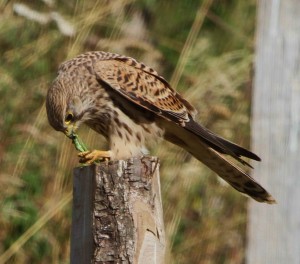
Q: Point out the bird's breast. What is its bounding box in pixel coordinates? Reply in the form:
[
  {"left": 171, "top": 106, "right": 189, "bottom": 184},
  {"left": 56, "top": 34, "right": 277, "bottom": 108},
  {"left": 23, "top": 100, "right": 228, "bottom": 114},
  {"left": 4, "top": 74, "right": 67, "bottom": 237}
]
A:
[{"left": 86, "top": 105, "right": 164, "bottom": 160}]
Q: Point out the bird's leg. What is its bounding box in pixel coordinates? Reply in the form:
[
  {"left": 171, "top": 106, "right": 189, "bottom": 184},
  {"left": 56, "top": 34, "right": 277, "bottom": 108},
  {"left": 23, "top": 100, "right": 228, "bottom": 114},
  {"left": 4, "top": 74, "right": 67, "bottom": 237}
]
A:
[{"left": 78, "top": 150, "right": 112, "bottom": 164}]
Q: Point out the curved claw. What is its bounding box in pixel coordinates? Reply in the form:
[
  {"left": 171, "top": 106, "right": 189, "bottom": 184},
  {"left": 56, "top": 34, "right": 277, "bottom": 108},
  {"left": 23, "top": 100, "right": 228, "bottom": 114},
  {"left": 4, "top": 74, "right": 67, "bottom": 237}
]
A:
[{"left": 78, "top": 150, "right": 112, "bottom": 164}]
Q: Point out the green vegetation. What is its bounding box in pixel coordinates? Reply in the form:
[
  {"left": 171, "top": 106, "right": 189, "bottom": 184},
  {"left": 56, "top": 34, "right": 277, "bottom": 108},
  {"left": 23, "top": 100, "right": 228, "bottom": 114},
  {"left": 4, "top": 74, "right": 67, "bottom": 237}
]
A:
[{"left": 0, "top": 0, "right": 255, "bottom": 263}]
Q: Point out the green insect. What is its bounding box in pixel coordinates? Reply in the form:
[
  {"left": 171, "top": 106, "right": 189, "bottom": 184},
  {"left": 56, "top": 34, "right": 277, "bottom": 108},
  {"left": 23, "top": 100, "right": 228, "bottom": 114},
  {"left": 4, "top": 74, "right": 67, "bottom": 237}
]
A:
[{"left": 70, "top": 133, "right": 89, "bottom": 153}]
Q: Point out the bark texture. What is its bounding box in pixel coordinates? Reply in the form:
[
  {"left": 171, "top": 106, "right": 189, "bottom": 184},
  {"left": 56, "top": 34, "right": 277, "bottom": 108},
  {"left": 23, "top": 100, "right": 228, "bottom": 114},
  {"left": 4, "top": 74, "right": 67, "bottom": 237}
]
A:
[{"left": 71, "top": 156, "right": 165, "bottom": 264}]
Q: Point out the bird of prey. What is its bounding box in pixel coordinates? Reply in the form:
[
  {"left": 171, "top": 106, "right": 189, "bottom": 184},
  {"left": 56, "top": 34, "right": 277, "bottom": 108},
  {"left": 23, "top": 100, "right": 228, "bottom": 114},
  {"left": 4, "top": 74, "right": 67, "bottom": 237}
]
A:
[{"left": 46, "top": 51, "right": 275, "bottom": 204}]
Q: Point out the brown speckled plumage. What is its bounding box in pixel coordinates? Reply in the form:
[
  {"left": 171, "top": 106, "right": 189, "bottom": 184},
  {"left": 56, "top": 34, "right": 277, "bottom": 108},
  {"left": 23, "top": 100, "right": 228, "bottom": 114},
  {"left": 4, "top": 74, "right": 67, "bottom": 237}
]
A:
[{"left": 46, "top": 51, "right": 275, "bottom": 204}]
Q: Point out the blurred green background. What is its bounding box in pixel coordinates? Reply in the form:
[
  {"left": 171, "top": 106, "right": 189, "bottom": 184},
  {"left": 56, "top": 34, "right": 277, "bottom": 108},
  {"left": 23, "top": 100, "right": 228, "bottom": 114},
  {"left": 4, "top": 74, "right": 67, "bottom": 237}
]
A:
[{"left": 0, "top": 0, "right": 256, "bottom": 263}]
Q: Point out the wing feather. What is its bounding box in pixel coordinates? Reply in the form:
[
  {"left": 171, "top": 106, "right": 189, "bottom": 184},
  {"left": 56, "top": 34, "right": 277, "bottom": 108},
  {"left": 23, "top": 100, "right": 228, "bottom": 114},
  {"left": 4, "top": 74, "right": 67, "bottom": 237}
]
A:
[{"left": 93, "top": 59, "right": 196, "bottom": 124}]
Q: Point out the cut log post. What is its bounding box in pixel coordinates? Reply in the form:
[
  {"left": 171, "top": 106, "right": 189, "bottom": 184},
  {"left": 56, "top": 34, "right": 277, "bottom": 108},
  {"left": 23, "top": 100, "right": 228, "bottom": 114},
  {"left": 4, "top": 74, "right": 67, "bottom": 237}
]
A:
[{"left": 70, "top": 156, "right": 165, "bottom": 264}]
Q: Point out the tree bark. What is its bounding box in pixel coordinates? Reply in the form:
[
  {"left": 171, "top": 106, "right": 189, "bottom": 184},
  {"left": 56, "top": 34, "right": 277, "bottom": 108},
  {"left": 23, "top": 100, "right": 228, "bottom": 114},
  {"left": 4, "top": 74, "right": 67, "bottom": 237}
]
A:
[
  {"left": 70, "top": 156, "right": 165, "bottom": 264},
  {"left": 247, "top": 0, "right": 300, "bottom": 263}
]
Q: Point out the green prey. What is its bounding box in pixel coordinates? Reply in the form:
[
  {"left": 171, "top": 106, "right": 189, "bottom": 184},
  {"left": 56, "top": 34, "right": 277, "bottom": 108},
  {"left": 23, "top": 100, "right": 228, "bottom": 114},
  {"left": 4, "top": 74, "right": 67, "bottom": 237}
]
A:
[
  {"left": 70, "top": 133, "right": 89, "bottom": 153},
  {"left": 69, "top": 132, "right": 111, "bottom": 164}
]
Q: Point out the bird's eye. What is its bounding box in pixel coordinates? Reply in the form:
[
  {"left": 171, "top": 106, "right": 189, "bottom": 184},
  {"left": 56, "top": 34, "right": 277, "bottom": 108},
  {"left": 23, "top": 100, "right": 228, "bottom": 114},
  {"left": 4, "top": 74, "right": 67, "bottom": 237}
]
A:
[{"left": 65, "top": 112, "right": 74, "bottom": 124}]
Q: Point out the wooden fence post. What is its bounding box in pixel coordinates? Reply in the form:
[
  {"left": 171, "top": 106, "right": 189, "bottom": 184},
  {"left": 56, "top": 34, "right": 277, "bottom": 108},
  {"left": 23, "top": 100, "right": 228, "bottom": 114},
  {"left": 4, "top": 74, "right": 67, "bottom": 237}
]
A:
[
  {"left": 70, "top": 156, "right": 165, "bottom": 264},
  {"left": 247, "top": 0, "right": 300, "bottom": 263}
]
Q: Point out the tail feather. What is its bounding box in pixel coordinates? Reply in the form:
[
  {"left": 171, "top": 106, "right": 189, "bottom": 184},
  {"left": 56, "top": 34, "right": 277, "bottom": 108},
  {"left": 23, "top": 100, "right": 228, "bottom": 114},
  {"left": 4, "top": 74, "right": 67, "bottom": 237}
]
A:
[
  {"left": 163, "top": 120, "right": 276, "bottom": 204},
  {"left": 184, "top": 120, "right": 261, "bottom": 164},
  {"left": 188, "top": 144, "right": 276, "bottom": 204}
]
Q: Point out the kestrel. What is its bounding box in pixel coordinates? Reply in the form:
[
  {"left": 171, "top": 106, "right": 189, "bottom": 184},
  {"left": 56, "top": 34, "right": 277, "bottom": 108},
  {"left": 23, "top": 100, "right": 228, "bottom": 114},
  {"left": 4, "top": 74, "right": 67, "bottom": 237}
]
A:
[{"left": 46, "top": 51, "right": 275, "bottom": 204}]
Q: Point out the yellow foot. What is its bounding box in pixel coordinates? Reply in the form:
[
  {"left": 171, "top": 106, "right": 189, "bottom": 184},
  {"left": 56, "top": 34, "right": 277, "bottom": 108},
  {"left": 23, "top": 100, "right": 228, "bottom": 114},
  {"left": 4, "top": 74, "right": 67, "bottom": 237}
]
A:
[{"left": 78, "top": 150, "right": 112, "bottom": 164}]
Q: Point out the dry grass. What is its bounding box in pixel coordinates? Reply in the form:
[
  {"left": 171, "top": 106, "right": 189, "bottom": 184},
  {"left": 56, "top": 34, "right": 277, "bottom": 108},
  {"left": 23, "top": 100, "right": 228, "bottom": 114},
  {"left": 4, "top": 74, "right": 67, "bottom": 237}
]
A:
[{"left": 0, "top": 0, "right": 255, "bottom": 263}]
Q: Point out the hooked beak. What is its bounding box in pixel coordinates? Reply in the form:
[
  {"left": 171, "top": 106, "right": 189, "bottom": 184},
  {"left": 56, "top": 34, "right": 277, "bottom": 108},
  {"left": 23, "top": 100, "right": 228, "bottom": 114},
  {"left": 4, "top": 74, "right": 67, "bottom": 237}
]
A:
[
  {"left": 64, "top": 126, "right": 74, "bottom": 139},
  {"left": 64, "top": 121, "right": 79, "bottom": 139}
]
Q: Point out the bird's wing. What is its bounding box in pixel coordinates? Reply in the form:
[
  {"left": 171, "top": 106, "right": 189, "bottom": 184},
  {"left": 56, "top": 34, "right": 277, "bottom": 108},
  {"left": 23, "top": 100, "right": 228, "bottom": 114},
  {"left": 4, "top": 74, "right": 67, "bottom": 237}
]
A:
[
  {"left": 93, "top": 58, "right": 196, "bottom": 124},
  {"left": 92, "top": 57, "right": 258, "bottom": 164}
]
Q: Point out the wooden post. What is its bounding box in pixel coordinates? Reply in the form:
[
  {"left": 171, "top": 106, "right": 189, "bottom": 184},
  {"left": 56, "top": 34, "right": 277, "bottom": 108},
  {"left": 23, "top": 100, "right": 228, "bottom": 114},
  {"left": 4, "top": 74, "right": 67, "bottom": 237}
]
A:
[
  {"left": 70, "top": 156, "right": 165, "bottom": 264},
  {"left": 247, "top": 0, "right": 300, "bottom": 263}
]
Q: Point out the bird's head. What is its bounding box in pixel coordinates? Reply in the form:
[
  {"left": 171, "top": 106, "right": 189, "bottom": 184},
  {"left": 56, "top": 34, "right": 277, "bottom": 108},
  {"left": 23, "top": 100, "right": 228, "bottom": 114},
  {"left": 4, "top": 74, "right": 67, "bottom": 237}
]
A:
[{"left": 46, "top": 74, "right": 91, "bottom": 138}]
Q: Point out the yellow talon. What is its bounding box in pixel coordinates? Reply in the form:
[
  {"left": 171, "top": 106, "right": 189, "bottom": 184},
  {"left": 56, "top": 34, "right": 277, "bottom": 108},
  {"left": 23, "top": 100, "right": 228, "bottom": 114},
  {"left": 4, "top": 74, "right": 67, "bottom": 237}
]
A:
[{"left": 78, "top": 150, "right": 112, "bottom": 164}]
